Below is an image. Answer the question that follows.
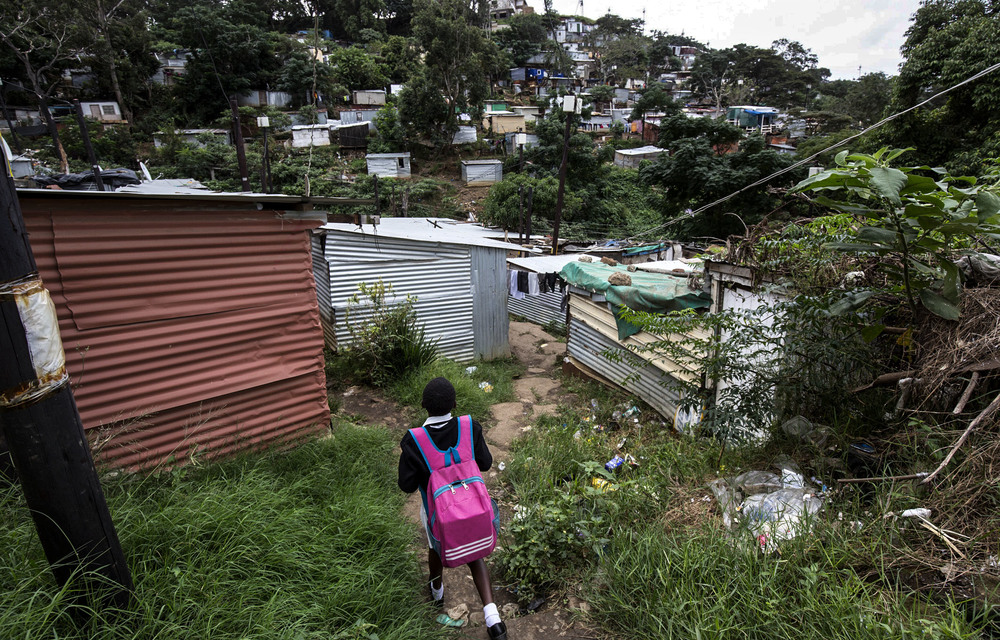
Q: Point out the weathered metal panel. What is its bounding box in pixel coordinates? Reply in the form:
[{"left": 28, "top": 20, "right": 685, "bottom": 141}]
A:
[
  {"left": 470, "top": 246, "right": 510, "bottom": 359},
  {"left": 322, "top": 232, "right": 477, "bottom": 362},
  {"left": 20, "top": 194, "right": 330, "bottom": 469},
  {"left": 508, "top": 289, "right": 565, "bottom": 329},
  {"left": 311, "top": 232, "right": 336, "bottom": 347},
  {"left": 567, "top": 318, "right": 682, "bottom": 421},
  {"left": 462, "top": 161, "right": 502, "bottom": 186}
]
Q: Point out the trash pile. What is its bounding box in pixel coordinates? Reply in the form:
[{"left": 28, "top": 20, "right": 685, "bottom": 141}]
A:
[{"left": 708, "top": 460, "right": 826, "bottom": 553}]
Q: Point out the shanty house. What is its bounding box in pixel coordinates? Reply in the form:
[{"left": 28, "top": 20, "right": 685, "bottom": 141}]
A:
[
  {"left": 336, "top": 122, "right": 370, "bottom": 148},
  {"left": 352, "top": 90, "right": 386, "bottom": 106},
  {"left": 16, "top": 190, "right": 334, "bottom": 470},
  {"left": 238, "top": 90, "right": 292, "bottom": 108},
  {"left": 291, "top": 124, "right": 331, "bottom": 148},
  {"left": 560, "top": 260, "right": 712, "bottom": 423},
  {"left": 153, "top": 128, "right": 232, "bottom": 148},
  {"left": 614, "top": 145, "right": 666, "bottom": 168},
  {"left": 461, "top": 160, "right": 502, "bottom": 186},
  {"left": 366, "top": 152, "right": 411, "bottom": 178},
  {"left": 483, "top": 112, "right": 526, "bottom": 134},
  {"left": 726, "top": 105, "right": 780, "bottom": 134},
  {"left": 312, "top": 218, "right": 523, "bottom": 361},
  {"left": 79, "top": 101, "right": 125, "bottom": 123}
]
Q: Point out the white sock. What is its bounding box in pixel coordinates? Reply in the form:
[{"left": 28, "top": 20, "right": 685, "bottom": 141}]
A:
[
  {"left": 484, "top": 602, "right": 501, "bottom": 627},
  {"left": 430, "top": 581, "right": 444, "bottom": 601}
]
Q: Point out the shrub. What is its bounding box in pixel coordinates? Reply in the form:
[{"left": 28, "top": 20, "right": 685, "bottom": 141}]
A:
[{"left": 342, "top": 279, "right": 438, "bottom": 387}]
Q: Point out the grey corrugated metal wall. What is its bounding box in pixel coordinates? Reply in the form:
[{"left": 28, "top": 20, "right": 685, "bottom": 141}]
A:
[
  {"left": 462, "top": 162, "right": 502, "bottom": 185},
  {"left": 470, "top": 246, "right": 511, "bottom": 359},
  {"left": 321, "top": 232, "right": 477, "bottom": 361},
  {"left": 311, "top": 232, "right": 336, "bottom": 347},
  {"left": 508, "top": 288, "right": 566, "bottom": 329},
  {"left": 567, "top": 318, "right": 682, "bottom": 420}
]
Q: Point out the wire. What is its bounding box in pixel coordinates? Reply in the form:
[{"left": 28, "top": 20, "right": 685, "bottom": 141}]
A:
[{"left": 624, "top": 59, "right": 1000, "bottom": 241}]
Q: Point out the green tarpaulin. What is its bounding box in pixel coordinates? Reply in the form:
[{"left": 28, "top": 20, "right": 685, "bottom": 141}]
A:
[{"left": 559, "top": 261, "right": 712, "bottom": 339}]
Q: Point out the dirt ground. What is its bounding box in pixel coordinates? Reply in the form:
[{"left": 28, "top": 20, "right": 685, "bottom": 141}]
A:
[{"left": 331, "top": 321, "right": 598, "bottom": 639}]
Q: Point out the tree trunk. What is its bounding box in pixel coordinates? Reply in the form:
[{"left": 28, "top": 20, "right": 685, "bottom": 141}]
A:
[{"left": 96, "top": 1, "right": 133, "bottom": 126}]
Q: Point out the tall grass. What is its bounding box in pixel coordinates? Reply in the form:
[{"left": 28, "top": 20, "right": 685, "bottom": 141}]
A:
[
  {"left": 1, "top": 424, "right": 447, "bottom": 639},
  {"left": 389, "top": 357, "right": 523, "bottom": 426},
  {"left": 586, "top": 522, "right": 987, "bottom": 639},
  {"left": 496, "top": 377, "right": 993, "bottom": 638}
]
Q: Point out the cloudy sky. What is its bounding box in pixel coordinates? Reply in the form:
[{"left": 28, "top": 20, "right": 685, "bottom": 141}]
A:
[{"left": 526, "top": 0, "right": 923, "bottom": 79}]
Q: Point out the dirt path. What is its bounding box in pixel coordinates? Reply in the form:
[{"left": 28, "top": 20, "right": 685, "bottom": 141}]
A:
[{"left": 333, "top": 321, "right": 596, "bottom": 639}]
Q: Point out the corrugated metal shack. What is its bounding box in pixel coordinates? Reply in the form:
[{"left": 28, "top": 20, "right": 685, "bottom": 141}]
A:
[
  {"left": 614, "top": 145, "right": 666, "bottom": 168},
  {"left": 313, "top": 218, "right": 526, "bottom": 362},
  {"left": 507, "top": 254, "right": 597, "bottom": 330},
  {"left": 291, "top": 124, "right": 331, "bottom": 148},
  {"left": 337, "top": 122, "right": 370, "bottom": 148},
  {"left": 461, "top": 160, "right": 503, "bottom": 185},
  {"left": 351, "top": 90, "right": 386, "bottom": 106},
  {"left": 17, "top": 190, "right": 334, "bottom": 470},
  {"left": 366, "top": 152, "right": 411, "bottom": 178},
  {"left": 560, "top": 260, "right": 712, "bottom": 424}
]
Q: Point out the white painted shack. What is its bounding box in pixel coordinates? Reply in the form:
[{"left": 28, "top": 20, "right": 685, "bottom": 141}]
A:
[
  {"left": 461, "top": 160, "right": 503, "bottom": 186},
  {"left": 311, "top": 218, "right": 526, "bottom": 361},
  {"left": 366, "top": 152, "right": 411, "bottom": 178},
  {"left": 509, "top": 105, "right": 542, "bottom": 123},
  {"left": 614, "top": 145, "right": 666, "bottom": 168},
  {"left": 352, "top": 90, "right": 386, "bottom": 106},
  {"left": 452, "top": 126, "right": 478, "bottom": 144},
  {"left": 291, "top": 124, "right": 331, "bottom": 148},
  {"left": 483, "top": 112, "right": 526, "bottom": 134}
]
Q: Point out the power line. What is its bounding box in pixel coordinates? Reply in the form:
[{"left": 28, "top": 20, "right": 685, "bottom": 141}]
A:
[{"left": 625, "top": 59, "right": 1000, "bottom": 242}]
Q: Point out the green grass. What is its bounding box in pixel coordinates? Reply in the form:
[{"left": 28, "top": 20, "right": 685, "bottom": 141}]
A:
[
  {"left": 389, "top": 357, "right": 524, "bottom": 428},
  {"left": 495, "top": 377, "right": 994, "bottom": 638},
  {"left": 1, "top": 423, "right": 448, "bottom": 640},
  {"left": 586, "top": 522, "right": 987, "bottom": 639}
]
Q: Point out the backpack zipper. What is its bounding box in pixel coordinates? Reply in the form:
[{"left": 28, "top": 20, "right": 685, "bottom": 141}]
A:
[{"left": 433, "top": 476, "right": 485, "bottom": 499}]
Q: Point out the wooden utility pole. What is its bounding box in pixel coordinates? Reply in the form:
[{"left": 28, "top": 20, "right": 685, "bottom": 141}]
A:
[
  {"left": 229, "top": 99, "right": 251, "bottom": 192},
  {"left": 551, "top": 95, "right": 578, "bottom": 255},
  {"left": 518, "top": 185, "right": 525, "bottom": 244},
  {"left": 73, "top": 100, "right": 105, "bottom": 192},
  {"left": 0, "top": 151, "right": 132, "bottom": 609}
]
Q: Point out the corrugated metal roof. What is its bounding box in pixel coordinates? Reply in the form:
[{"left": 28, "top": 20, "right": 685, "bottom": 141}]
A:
[
  {"left": 365, "top": 152, "right": 410, "bottom": 158},
  {"left": 22, "top": 195, "right": 330, "bottom": 469},
  {"left": 507, "top": 254, "right": 598, "bottom": 273},
  {"left": 17, "top": 187, "right": 364, "bottom": 208},
  {"left": 615, "top": 145, "right": 664, "bottom": 156},
  {"left": 321, "top": 218, "right": 529, "bottom": 252}
]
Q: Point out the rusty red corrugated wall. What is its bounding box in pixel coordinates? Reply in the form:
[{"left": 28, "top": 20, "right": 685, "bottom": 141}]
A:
[{"left": 19, "top": 193, "right": 330, "bottom": 470}]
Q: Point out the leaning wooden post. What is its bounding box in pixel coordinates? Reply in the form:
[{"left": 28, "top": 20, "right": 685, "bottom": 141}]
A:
[
  {"left": 72, "top": 100, "right": 105, "bottom": 192},
  {"left": 0, "top": 142, "right": 133, "bottom": 609}
]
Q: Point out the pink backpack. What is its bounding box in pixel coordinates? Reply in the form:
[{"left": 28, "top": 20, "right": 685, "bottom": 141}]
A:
[{"left": 410, "top": 415, "right": 498, "bottom": 567}]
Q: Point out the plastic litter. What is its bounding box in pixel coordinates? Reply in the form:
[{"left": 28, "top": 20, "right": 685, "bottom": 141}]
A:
[
  {"left": 478, "top": 381, "right": 494, "bottom": 393},
  {"left": 436, "top": 613, "right": 466, "bottom": 628},
  {"left": 900, "top": 508, "right": 932, "bottom": 519},
  {"left": 605, "top": 455, "right": 625, "bottom": 471},
  {"left": 497, "top": 462, "right": 506, "bottom": 472},
  {"left": 464, "top": 365, "right": 478, "bottom": 375},
  {"left": 709, "top": 464, "right": 824, "bottom": 551},
  {"left": 527, "top": 597, "right": 545, "bottom": 612},
  {"left": 591, "top": 477, "right": 617, "bottom": 492}
]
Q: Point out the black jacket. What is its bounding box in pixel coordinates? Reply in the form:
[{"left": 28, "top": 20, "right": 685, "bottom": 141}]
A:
[{"left": 398, "top": 415, "right": 493, "bottom": 494}]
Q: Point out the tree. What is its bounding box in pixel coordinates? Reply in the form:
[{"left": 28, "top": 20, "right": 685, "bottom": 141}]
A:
[
  {"left": 493, "top": 13, "right": 548, "bottom": 67},
  {"left": 377, "top": 35, "right": 419, "bottom": 83},
  {"left": 0, "top": 0, "right": 86, "bottom": 172},
  {"left": 480, "top": 173, "right": 582, "bottom": 230},
  {"left": 278, "top": 49, "right": 339, "bottom": 106},
  {"left": 874, "top": 0, "right": 1000, "bottom": 174},
  {"left": 588, "top": 84, "right": 616, "bottom": 111},
  {"left": 657, "top": 113, "right": 742, "bottom": 152},
  {"left": 630, "top": 86, "right": 678, "bottom": 134},
  {"left": 368, "top": 104, "right": 406, "bottom": 153},
  {"left": 640, "top": 134, "right": 800, "bottom": 239},
  {"left": 396, "top": 68, "right": 450, "bottom": 147},
  {"left": 327, "top": 45, "right": 389, "bottom": 90},
  {"left": 598, "top": 35, "right": 650, "bottom": 85},
  {"left": 412, "top": 0, "right": 506, "bottom": 139}
]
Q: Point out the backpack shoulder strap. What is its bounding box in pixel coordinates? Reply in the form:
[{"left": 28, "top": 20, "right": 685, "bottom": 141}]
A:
[
  {"left": 455, "top": 415, "right": 475, "bottom": 461},
  {"left": 409, "top": 427, "right": 446, "bottom": 472}
]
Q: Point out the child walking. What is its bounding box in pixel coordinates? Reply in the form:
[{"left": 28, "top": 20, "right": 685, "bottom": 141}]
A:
[{"left": 398, "top": 377, "right": 508, "bottom": 640}]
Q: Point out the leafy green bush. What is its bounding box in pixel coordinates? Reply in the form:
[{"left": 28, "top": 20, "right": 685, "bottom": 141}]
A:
[
  {"left": 342, "top": 279, "right": 438, "bottom": 387},
  {"left": 389, "top": 357, "right": 522, "bottom": 425}
]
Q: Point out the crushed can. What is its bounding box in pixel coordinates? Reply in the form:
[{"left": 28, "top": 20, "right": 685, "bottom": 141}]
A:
[{"left": 605, "top": 455, "right": 625, "bottom": 471}]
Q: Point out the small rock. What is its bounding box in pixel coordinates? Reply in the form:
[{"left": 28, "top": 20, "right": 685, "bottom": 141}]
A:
[
  {"left": 578, "top": 256, "right": 593, "bottom": 262},
  {"left": 469, "top": 611, "right": 485, "bottom": 626},
  {"left": 501, "top": 602, "right": 520, "bottom": 618},
  {"left": 600, "top": 256, "right": 618, "bottom": 266},
  {"left": 626, "top": 264, "right": 637, "bottom": 272},
  {"left": 342, "top": 386, "right": 360, "bottom": 397},
  {"left": 608, "top": 271, "right": 632, "bottom": 286}
]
